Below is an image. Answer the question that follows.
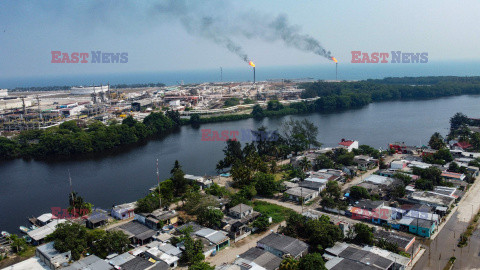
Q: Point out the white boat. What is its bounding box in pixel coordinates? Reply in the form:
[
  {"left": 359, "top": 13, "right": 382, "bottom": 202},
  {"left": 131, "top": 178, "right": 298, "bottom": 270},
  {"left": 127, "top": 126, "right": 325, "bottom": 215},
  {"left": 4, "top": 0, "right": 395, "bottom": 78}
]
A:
[
  {"left": 1, "top": 231, "right": 10, "bottom": 237},
  {"left": 19, "top": 226, "right": 30, "bottom": 234}
]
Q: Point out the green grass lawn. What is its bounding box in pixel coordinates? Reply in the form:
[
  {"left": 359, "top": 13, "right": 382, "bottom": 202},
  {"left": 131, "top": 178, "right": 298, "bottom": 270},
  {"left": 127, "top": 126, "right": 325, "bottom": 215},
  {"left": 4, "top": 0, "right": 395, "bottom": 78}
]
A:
[{"left": 253, "top": 201, "right": 295, "bottom": 224}]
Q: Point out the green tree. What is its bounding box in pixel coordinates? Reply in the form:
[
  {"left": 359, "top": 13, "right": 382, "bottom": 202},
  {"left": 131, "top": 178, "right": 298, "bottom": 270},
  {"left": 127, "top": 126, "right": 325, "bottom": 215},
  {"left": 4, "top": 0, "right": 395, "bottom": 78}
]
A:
[
  {"left": 160, "top": 179, "right": 175, "bottom": 204},
  {"left": 180, "top": 227, "right": 205, "bottom": 265},
  {"left": 390, "top": 184, "right": 406, "bottom": 198},
  {"left": 165, "top": 110, "right": 181, "bottom": 126},
  {"left": 171, "top": 161, "right": 188, "bottom": 196},
  {"left": 8, "top": 234, "right": 27, "bottom": 253},
  {"left": 190, "top": 114, "right": 201, "bottom": 125},
  {"left": 353, "top": 223, "right": 374, "bottom": 245},
  {"left": 251, "top": 104, "right": 264, "bottom": 119},
  {"left": 90, "top": 230, "right": 130, "bottom": 258},
  {"left": 254, "top": 172, "right": 279, "bottom": 197},
  {"left": 305, "top": 218, "right": 343, "bottom": 252},
  {"left": 450, "top": 112, "right": 469, "bottom": 131},
  {"left": 122, "top": 115, "right": 137, "bottom": 127},
  {"left": 267, "top": 100, "right": 284, "bottom": 111},
  {"left": 224, "top": 97, "right": 240, "bottom": 107},
  {"left": 298, "top": 253, "right": 327, "bottom": 270},
  {"left": 243, "top": 98, "right": 254, "bottom": 104},
  {"left": 189, "top": 261, "right": 215, "bottom": 270},
  {"left": 252, "top": 215, "right": 270, "bottom": 232},
  {"left": 314, "top": 154, "right": 334, "bottom": 170},
  {"left": 429, "top": 132, "right": 446, "bottom": 150},
  {"left": 46, "top": 222, "right": 88, "bottom": 260},
  {"left": 279, "top": 257, "right": 299, "bottom": 270},
  {"left": 197, "top": 207, "right": 224, "bottom": 229},
  {"left": 299, "top": 157, "right": 312, "bottom": 172},
  {"left": 320, "top": 181, "right": 343, "bottom": 209},
  {"left": 349, "top": 186, "right": 370, "bottom": 200}
]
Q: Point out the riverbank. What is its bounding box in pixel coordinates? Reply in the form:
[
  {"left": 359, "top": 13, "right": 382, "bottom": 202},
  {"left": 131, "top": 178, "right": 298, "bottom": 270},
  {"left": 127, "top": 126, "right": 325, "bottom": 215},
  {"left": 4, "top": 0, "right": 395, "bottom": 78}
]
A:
[{"left": 1, "top": 95, "right": 480, "bottom": 233}]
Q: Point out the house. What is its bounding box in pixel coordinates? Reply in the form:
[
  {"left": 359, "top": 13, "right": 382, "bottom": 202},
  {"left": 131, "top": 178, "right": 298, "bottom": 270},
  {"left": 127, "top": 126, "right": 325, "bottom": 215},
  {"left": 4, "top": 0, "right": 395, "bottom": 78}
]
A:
[
  {"left": 363, "top": 175, "right": 394, "bottom": 186},
  {"left": 36, "top": 213, "right": 55, "bottom": 226},
  {"left": 441, "top": 171, "right": 466, "bottom": 181},
  {"left": 389, "top": 143, "right": 418, "bottom": 154},
  {"left": 237, "top": 247, "right": 283, "bottom": 270},
  {"left": 377, "top": 169, "right": 396, "bottom": 178},
  {"left": 111, "top": 221, "right": 156, "bottom": 245},
  {"left": 223, "top": 204, "right": 261, "bottom": 242},
  {"left": 28, "top": 219, "right": 66, "bottom": 245},
  {"left": 453, "top": 141, "right": 472, "bottom": 150},
  {"left": 222, "top": 204, "right": 260, "bottom": 242},
  {"left": 111, "top": 202, "right": 135, "bottom": 220},
  {"left": 35, "top": 242, "right": 71, "bottom": 270},
  {"left": 338, "top": 139, "right": 359, "bottom": 152},
  {"left": 2, "top": 257, "right": 50, "bottom": 270},
  {"left": 298, "top": 180, "right": 326, "bottom": 193},
  {"left": 257, "top": 233, "right": 308, "bottom": 259},
  {"left": 145, "top": 245, "right": 180, "bottom": 268},
  {"left": 407, "top": 191, "right": 456, "bottom": 208},
  {"left": 390, "top": 160, "right": 407, "bottom": 170},
  {"left": 119, "top": 256, "right": 169, "bottom": 270},
  {"left": 229, "top": 204, "right": 254, "bottom": 219},
  {"left": 106, "top": 252, "right": 136, "bottom": 268},
  {"left": 284, "top": 187, "right": 318, "bottom": 202},
  {"left": 398, "top": 217, "right": 436, "bottom": 237},
  {"left": 86, "top": 211, "right": 108, "bottom": 229},
  {"left": 62, "top": 255, "right": 112, "bottom": 270},
  {"left": 282, "top": 181, "right": 299, "bottom": 191},
  {"left": 373, "top": 230, "right": 416, "bottom": 253},
  {"left": 325, "top": 242, "right": 410, "bottom": 270},
  {"left": 194, "top": 228, "right": 230, "bottom": 256},
  {"left": 308, "top": 170, "right": 343, "bottom": 182},
  {"left": 325, "top": 242, "right": 394, "bottom": 270},
  {"left": 135, "top": 210, "right": 179, "bottom": 230},
  {"left": 184, "top": 174, "right": 213, "bottom": 189},
  {"left": 354, "top": 155, "right": 378, "bottom": 171}
]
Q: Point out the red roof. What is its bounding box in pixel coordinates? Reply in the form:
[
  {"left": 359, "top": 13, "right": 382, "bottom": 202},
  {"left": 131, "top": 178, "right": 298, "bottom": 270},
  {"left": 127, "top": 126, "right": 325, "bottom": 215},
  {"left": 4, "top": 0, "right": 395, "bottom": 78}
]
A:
[
  {"left": 339, "top": 140, "right": 354, "bottom": 147},
  {"left": 454, "top": 141, "right": 472, "bottom": 149}
]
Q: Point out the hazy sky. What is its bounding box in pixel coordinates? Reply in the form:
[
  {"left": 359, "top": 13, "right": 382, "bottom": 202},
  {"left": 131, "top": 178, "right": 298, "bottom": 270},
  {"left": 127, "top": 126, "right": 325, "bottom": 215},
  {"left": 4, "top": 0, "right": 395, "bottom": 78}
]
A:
[{"left": 0, "top": 0, "right": 479, "bottom": 79}]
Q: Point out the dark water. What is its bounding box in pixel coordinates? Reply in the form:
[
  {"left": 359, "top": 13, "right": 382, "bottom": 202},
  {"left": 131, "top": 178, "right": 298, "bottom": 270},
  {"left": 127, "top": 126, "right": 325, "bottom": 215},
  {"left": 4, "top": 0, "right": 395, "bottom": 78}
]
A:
[{"left": 0, "top": 95, "right": 479, "bottom": 233}]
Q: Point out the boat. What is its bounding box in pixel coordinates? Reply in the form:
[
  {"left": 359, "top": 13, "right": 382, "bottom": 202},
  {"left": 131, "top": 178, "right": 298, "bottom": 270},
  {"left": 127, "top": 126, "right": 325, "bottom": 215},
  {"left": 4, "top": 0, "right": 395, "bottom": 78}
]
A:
[
  {"left": 23, "top": 235, "right": 32, "bottom": 243},
  {"left": 1, "top": 231, "right": 10, "bottom": 237},
  {"left": 19, "top": 226, "right": 30, "bottom": 234},
  {"left": 30, "top": 225, "right": 38, "bottom": 230}
]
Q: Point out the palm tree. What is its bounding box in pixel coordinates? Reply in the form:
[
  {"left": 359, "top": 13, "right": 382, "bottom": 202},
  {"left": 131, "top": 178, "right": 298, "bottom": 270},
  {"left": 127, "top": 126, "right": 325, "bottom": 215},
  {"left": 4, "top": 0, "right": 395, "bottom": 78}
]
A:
[
  {"left": 299, "top": 156, "right": 312, "bottom": 172},
  {"left": 279, "top": 257, "right": 299, "bottom": 270}
]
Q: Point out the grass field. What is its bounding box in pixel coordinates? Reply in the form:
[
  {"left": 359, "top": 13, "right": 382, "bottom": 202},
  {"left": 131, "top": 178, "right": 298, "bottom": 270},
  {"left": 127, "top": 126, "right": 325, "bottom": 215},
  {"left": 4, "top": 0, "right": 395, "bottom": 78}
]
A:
[{"left": 253, "top": 200, "right": 295, "bottom": 224}]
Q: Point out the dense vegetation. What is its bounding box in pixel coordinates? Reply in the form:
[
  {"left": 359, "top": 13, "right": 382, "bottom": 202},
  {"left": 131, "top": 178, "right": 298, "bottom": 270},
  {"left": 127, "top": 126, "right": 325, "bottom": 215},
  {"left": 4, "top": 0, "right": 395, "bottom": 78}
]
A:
[
  {"left": 46, "top": 222, "right": 130, "bottom": 260},
  {"left": 0, "top": 112, "right": 178, "bottom": 160},
  {"left": 301, "top": 76, "right": 480, "bottom": 110}
]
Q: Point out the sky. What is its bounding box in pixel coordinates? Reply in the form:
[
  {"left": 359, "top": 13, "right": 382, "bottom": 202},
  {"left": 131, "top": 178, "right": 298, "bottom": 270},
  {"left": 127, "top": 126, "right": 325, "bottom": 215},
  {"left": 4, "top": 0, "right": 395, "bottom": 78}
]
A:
[{"left": 0, "top": 0, "right": 479, "bottom": 81}]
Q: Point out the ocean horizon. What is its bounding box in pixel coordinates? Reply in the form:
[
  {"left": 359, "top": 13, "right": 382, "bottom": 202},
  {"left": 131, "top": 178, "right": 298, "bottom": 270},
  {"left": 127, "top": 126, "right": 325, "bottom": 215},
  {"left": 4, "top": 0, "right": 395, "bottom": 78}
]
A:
[{"left": 1, "top": 60, "right": 480, "bottom": 89}]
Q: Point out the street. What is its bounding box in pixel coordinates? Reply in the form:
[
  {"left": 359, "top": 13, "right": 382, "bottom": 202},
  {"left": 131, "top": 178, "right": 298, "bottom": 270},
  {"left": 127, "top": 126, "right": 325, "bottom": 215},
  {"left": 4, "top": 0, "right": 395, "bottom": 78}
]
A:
[{"left": 413, "top": 174, "right": 480, "bottom": 270}]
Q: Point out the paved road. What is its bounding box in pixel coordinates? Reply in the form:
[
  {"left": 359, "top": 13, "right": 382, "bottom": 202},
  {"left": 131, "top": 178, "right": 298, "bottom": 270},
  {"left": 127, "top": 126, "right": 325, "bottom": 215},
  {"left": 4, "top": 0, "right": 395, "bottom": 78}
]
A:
[{"left": 413, "top": 176, "right": 480, "bottom": 270}]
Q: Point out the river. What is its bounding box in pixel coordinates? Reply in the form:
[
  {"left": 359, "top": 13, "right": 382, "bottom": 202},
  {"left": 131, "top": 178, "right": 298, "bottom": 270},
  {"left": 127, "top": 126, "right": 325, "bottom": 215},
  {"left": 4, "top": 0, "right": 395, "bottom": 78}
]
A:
[{"left": 0, "top": 95, "right": 479, "bottom": 233}]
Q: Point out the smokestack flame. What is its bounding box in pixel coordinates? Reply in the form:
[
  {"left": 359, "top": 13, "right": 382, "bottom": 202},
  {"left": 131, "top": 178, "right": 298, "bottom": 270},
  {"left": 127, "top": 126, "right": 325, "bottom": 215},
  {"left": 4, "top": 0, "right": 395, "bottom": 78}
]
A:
[
  {"left": 249, "top": 61, "right": 255, "bottom": 67},
  {"left": 331, "top": 57, "right": 338, "bottom": 63}
]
